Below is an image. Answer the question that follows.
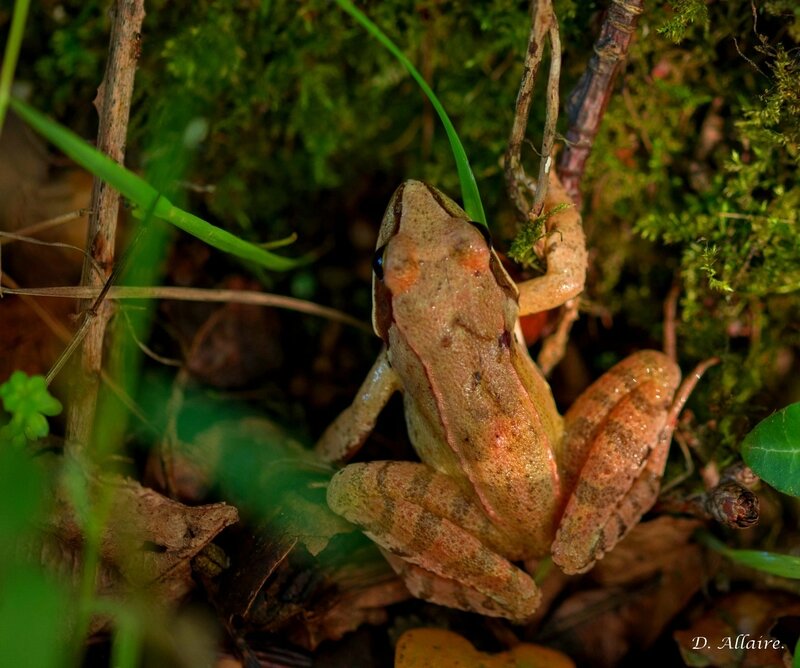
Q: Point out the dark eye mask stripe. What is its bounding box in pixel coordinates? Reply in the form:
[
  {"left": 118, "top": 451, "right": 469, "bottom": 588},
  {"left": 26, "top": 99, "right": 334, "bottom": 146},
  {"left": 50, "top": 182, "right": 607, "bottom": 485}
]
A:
[{"left": 373, "top": 243, "right": 387, "bottom": 280}]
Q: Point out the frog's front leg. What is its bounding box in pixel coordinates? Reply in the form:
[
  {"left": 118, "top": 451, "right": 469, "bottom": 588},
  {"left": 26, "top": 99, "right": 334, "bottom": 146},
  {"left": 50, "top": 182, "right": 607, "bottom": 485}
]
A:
[
  {"left": 315, "top": 349, "right": 401, "bottom": 464},
  {"left": 327, "top": 461, "right": 541, "bottom": 621},
  {"left": 516, "top": 171, "right": 587, "bottom": 316},
  {"left": 551, "top": 350, "right": 681, "bottom": 574}
]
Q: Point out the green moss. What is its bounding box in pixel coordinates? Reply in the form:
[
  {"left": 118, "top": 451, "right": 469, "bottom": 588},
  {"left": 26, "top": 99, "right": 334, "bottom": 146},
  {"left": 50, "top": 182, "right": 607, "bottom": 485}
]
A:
[
  {"left": 657, "top": 0, "right": 710, "bottom": 43},
  {"left": 583, "top": 1, "right": 799, "bottom": 451},
  {"left": 11, "top": 1, "right": 800, "bottom": 457}
]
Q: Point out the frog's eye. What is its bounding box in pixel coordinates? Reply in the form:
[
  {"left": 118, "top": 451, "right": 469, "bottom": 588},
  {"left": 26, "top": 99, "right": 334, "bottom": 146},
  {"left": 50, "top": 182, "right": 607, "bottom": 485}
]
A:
[
  {"left": 372, "top": 243, "right": 388, "bottom": 280},
  {"left": 467, "top": 220, "right": 492, "bottom": 249}
]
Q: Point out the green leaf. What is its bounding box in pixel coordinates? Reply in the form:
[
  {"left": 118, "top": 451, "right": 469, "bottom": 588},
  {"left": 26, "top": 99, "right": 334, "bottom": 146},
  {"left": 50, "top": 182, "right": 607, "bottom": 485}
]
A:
[
  {"left": 0, "top": 0, "right": 31, "bottom": 135},
  {"left": 0, "top": 372, "right": 62, "bottom": 416},
  {"left": 741, "top": 403, "right": 800, "bottom": 497},
  {"left": 0, "top": 372, "right": 62, "bottom": 446},
  {"left": 112, "top": 612, "right": 142, "bottom": 668},
  {"left": 698, "top": 532, "right": 800, "bottom": 580},
  {"left": 0, "top": 566, "right": 71, "bottom": 668},
  {"left": 0, "top": 446, "right": 44, "bottom": 538},
  {"left": 334, "top": 0, "right": 486, "bottom": 226},
  {"left": 9, "top": 97, "right": 302, "bottom": 271}
]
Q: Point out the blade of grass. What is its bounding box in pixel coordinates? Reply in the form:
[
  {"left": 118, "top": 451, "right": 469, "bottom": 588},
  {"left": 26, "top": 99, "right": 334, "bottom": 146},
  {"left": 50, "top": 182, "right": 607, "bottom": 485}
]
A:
[
  {"left": 698, "top": 531, "right": 800, "bottom": 579},
  {"left": 334, "top": 0, "right": 486, "bottom": 226},
  {"left": 111, "top": 613, "right": 141, "bottom": 668},
  {"left": 9, "top": 98, "right": 303, "bottom": 271},
  {"left": 0, "top": 0, "right": 30, "bottom": 135}
]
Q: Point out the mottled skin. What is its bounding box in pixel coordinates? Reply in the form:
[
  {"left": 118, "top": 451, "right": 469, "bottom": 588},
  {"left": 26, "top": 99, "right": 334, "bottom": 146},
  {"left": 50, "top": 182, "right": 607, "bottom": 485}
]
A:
[{"left": 316, "top": 178, "right": 681, "bottom": 621}]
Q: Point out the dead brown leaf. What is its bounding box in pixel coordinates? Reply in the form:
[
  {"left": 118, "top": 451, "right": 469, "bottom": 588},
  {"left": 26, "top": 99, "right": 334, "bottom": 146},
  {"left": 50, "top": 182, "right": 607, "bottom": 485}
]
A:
[
  {"left": 36, "top": 461, "right": 238, "bottom": 633},
  {"left": 395, "top": 628, "right": 576, "bottom": 668},
  {"left": 538, "top": 516, "right": 710, "bottom": 666},
  {"left": 674, "top": 591, "right": 800, "bottom": 667},
  {"left": 184, "top": 276, "right": 282, "bottom": 389}
]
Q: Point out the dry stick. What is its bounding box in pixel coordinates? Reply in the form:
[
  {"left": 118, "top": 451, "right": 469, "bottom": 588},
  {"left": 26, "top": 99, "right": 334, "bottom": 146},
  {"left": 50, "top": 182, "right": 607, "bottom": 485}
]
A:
[
  {"left": 504, "top": 0, "right": 560, "bottom": 219},
  {"left": 0, "top": 271, "right": 72, "bottom": 345},
  {"left": 6, "top": 285, "right": 371, "bottom": 333},
  {"left": 0, "top": 270, "right": 155, "bottom": 431},
  {"left": 558, "top": 0, "right": 644, "bottom": 206},
  {"left": 0, "top": 230, "right": 104, "bottom": 278},
  {"left": 65, "top": 0, "right": 146, "bottom": 455},
  {"left": 508, "top": 1, "right": 644, "bottom": 371},
  {"left": 531, "top": 15, "right": 561, "bottom": 217},
  {"left": 663, "top": 281, "right": 681, "bottom": 362},
  {"left": 0, "top": 209, "right": 89, "bottom": 247}
]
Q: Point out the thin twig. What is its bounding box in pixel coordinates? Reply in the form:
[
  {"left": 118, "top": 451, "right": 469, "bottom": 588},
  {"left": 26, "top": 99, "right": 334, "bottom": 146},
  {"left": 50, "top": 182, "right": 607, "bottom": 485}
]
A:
[
  {"left": 558, "top": 0, "right": 644, "bottom": 205},
  {"left": 0, "top": 209, "right": 89, "bottom": 247},
  {"left": 0, "top": 271, "right": 73, "bottom": 344},
  {"left": 65, "top": 0, "right": 146, "bottom": 455},
  {"left": 504, "top": 0, "right": 561, "bottom": 218},
  {"left": 0, "top": 270, "right": 155, "bottom": 429},
  {"left": 663, "top": 281, "right": 680, "bottom": 362},
  {"left": 4, "top": 284, "right": 372, "bottom": 333},
  {"left": 0, "top": 230, "right": 104, "bottom": 278},
  {"left": 530, "top": 13, "right": 561, "bottom": 217},
  {"left": 120, "top": 308, "right": 182, "bottom": 367},
  {"left": 666, "top": 357, "right": 721, "bottom": 433}
]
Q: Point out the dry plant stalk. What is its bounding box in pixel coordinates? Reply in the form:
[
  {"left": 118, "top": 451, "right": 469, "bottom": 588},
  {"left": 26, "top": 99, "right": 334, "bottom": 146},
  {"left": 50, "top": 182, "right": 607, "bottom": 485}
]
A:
[
  {"left": 5, "top": 284, "right": 370, "bottom": 332},
  {"left": 558, "top": 0, "right": 644, "bottom": 205},
  {"left": 505, "top": 0, "right": 644, "bottom": 371},
  {"left": 504, "top": 0, "right": 561, "bottom": 219},
  {"left": 65, "top": 0, "right": 146, "bottom": 454}
]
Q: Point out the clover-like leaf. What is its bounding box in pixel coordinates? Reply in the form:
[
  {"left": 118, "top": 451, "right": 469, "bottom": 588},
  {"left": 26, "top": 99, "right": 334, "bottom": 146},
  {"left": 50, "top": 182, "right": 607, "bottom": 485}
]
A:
[{"left": 0, "top": 372, "right": 62, "bottom": 416}]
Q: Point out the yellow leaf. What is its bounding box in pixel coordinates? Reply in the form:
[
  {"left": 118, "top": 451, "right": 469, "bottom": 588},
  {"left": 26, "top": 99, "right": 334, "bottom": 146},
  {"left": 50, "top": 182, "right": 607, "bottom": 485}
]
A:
[{"left": 395, "top": 628, "right": 576, "bottom": 668}]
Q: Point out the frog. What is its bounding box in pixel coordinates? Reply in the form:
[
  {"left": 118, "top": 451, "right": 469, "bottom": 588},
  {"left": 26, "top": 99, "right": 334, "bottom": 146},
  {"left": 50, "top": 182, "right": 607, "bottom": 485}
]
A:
[{"left": 315, "top": 174, "right": 682, "bottom": 621}]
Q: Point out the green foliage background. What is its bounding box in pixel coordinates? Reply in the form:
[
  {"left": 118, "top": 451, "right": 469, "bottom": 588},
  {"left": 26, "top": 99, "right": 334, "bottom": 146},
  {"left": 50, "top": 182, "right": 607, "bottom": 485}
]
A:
[
  {"left": 9, "top": 0, "right": 800, "bottom": 465},
  {"left": 2, "top": 1, "right": 800, "bottom": 662}
]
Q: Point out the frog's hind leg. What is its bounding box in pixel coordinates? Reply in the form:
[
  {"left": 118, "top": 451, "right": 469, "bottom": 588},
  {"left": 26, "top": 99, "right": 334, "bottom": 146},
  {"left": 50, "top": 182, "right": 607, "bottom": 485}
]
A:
[
  {"left": 551, "top": 350, "right": 681, "bottom": 575},
  {"left": 327, "top": 460, "right": 540, "bottom": 621}
]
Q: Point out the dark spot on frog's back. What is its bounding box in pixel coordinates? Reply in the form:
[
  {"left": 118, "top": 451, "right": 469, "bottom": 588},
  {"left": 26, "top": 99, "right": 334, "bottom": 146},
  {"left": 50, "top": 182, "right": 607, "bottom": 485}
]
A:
[
  {"left": 498, "top": 330, "right": 512, "bottom": 349},
  {"left": 472, "top": 371, "right": 481, "bottom": 386},
  {"left": 441, "top": 333, "right": 453, "bottom": 348}
]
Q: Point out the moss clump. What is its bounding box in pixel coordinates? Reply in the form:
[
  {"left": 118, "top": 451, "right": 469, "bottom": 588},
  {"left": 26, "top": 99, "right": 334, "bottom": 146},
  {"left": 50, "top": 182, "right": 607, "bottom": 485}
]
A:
[{"left": 9, "top": 1, "right": 800, "bottom": 456}]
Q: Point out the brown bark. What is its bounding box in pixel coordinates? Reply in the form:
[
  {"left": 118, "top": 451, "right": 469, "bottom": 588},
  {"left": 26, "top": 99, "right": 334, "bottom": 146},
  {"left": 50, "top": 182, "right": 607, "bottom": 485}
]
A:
[
  {"left": 66, "top": 0, "right": 146, "bottom": 455},
  {"left": 558, "top": 0, "right": 644, "bottom": 206}
]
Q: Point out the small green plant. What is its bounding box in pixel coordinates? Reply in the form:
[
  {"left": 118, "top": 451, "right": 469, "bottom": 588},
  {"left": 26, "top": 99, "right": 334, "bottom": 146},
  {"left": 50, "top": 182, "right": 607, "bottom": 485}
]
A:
[
  {"left": 0, "top": 371, "right": 63, "bottom": 448},
  {"left": 508, "top": 202, "right": 571, "bottom": 269}
]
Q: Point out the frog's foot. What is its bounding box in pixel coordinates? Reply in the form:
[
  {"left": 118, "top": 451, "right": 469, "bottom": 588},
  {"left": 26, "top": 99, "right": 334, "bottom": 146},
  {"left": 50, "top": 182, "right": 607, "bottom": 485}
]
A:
[
  {"left": 552, "top": 350, "right": 681, "bottom": 574},
  {"left": 327, "top": 461, "right": 541, "bottom": 621}
]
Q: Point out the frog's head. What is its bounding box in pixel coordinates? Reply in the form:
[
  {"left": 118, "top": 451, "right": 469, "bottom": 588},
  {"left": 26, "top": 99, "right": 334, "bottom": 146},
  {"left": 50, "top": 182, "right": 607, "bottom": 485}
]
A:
[{"left": 371, "top": 181, "right": 517, "bottom": 341}]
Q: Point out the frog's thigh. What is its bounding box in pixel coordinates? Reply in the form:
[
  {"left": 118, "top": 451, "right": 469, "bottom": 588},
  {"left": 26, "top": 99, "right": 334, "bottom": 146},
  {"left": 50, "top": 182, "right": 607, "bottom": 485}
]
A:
[
  {"left": 327, "top": 461, "right": 541, "bottom": 621},
  {"left": 552, "top": 351, "right": 681, "bottom": 574}
]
